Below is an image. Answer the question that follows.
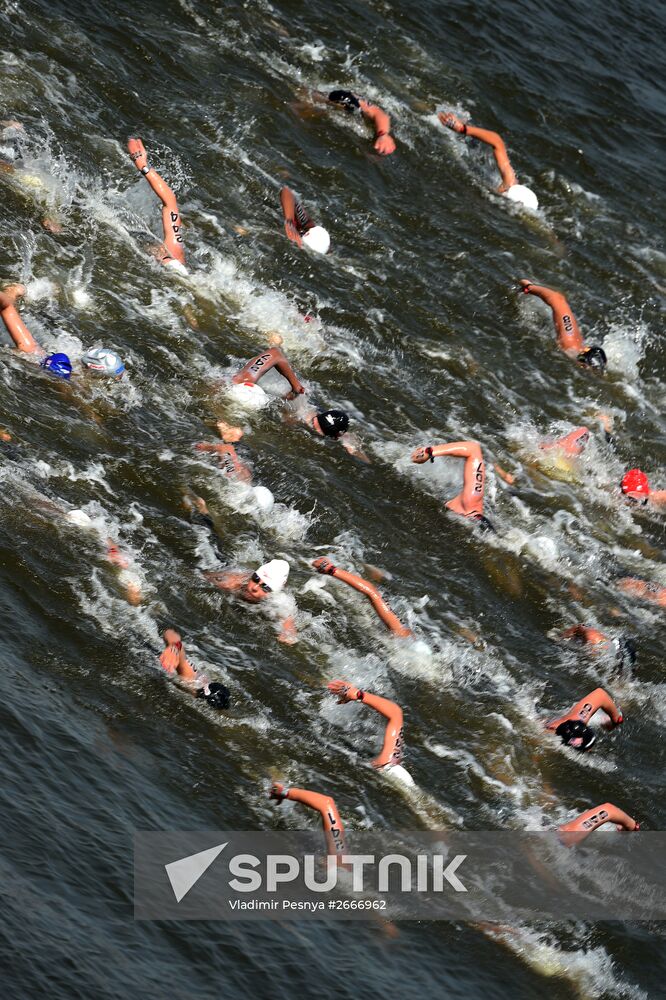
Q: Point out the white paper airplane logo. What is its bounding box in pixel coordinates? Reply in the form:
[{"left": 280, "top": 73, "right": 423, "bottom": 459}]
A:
[{"left": 165, "top": 843, "right": 227, "bottom": 902}]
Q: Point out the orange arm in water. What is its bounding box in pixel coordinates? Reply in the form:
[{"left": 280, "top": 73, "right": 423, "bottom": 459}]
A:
[
  {"left": 547, "top": 687, "right": 623, "bottom": 730},
  {"left": 0, "top": 285, "right": 42, "bottom": 354},
  {"left": 412, "top": 440, "right": 485, "bottom": 517},
  {"left": 519, "top": 281, "right": 584, "bottom": 355},
  {"left": 328, "top": 680, "right": 405, "bottom": 768},
  {"left": 559, "top": 802, "right": 639, "bottom": 843},
  {"left": 233, "top": 347, "right": 304, "bottom": 393},
  {"left": 438, "top": 113, "right": 516, "bottom": 190},
  {"left": 128, "top": 137, "right": 185, "bottom": 265},
  {"left": 358, "top": 99, "right": 396, "bottom": 155},
  {"left": 270, "top": 783, "right": 345, "bottom": 857},
  {"left": 313, "top": 558, "right": 412, "bottom": 636}
]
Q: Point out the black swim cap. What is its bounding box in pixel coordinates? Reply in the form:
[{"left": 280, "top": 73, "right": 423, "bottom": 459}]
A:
[
  {"left": 577, "top": 346, "right": 607, "bottom": 371},
  {"left": 317, "top": 409, "right": 350, "bottom": 439},
  {"left": 203, "top": 683, "right": 230, "bottom": 710},
  {"left": 613, "top": 636, "right": 638, "bottom": 670},
  {"left": 555, "top": 719, "right": 596, "bottom": 752},
  {"left": 328, "top": 89, "right": 360, "bottom": 113}
]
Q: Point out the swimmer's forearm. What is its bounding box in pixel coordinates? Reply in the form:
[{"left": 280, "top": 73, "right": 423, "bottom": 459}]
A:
[
  {"left": 559, "top": 803, "right": 638, "bottom": 836},
  {"left": 332, "top": 568, "right": 411, "bottom": 635},
  {"left": 464, "top": 126, "right": 516, "bottom": 189},
  {"left": 0, "top": 302, "right": 41, "bottom": 353},
  {"left": 430, "top": 441, "right": 481, "bottom": 461},
  {"left": 285, "top": 788, "right": 345, "bottom": 852},
  {"left": 586, "top": 688, "right": 623, "bottom": 724},
  {"left": 280, "top": 186, "right": 297, "bottom": 223},
  {"left": 523, "top": 281, "right": 571, "bottom": 315},
  {"left": 274, "top": 358, "right": 304, "bottom": 393},
  {"left": 361, "top": 101, "right": 391, "bottom": 136},
  {"left": 361, "top": 694, "right": 404, "bottom": 768}
]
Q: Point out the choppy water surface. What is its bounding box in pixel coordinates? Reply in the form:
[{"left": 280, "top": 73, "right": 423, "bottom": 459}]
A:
[{"left": 0, "top": 0, "right": 664, "bottom": 997}]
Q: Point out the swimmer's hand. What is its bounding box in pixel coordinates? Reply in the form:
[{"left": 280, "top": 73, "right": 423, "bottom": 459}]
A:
[
  {"left": 327, "top": 679, "right": 360, "bottom": 703},
  {"left": 341, "top": 436, "right": 371, "bottom": 464},
  {"left": 127, "top": 136, "right": 149, "bottom": 172},
  {"left": 0, "top": 283, "right": 26, "bottom": 310},
  {"left": 106, "top": 540, "right": 129, "bottom": 569},
  {"left": 216, "top": 420, "right": 243, "bottom": 443},
  {"left": 284, "top": 219, "right": 303, "bottom": 246},
  {"left": 438, "top": 112, "right": 465, "bottom": 134},
  {"left": 312, "top": 557, "right": 337, "bottom": 576},
  {"left": 160, "top": 629, "right": 183, "bottom": 673},
  {"left": 411, "top": 446, "right": 433, "bottom": 464},
  {"left": 374, "top": 133, "right": 396, "bottom": 156},
  {"left": 269, "top": 782, "right": 288, "bottom": 802},
  {"left": 518, "top": 279, "right": 534, "bottom": 294},
  {"left": 277, "top": 618, "right": 297, "bottom": 645}
]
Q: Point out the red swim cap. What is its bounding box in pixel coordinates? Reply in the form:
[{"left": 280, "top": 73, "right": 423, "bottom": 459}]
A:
[{"left": 621, "top": 468, "right": 650, "bottom": 496}]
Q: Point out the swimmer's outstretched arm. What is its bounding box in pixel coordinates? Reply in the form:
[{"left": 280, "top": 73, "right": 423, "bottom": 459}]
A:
[
  {"left": 559, "top": 802, "right": 639, "bottom": 841},
  {"left": 280, "top": 186, "right": 308, "bottom": 245},
  {"left": 358, "top": 99, "right": 396, "bottom": 156},
  {"left": 412, "top": 440, "right": 485, "bottom": 516},
  {"left": 546, "top": 687, "right": 623, "bottom": 731},
  {"left": 328, "top": 680, "right": 404, "bottom": 768},
  {"left": 233, "top": 347, "right": 305, "bottom": 394},
  {"left": 518, "top": 280, "right": 584, "bottom": 355},
  {"left": 439, "top": 112, "right": 517, "bottom": 191},
  {"left": 312, "top": 557, "right": 412, "bottom": 637},
  {"left": 0, "top": 285, "right": 43, "bottom": 354},
  {"left": 270, "top": 782, "right": 345, "bottom": 856},
  {"left": 539, "top": 426, "right": 590, "bottom": 456},
  {"left": 127, "top": 137, "right": 185, "bottom": 266}
]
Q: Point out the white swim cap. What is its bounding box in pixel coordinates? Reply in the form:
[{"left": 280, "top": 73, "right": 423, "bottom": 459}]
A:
[
  {"left": 386, "top": 764, "right": 416, "bottom": 787},
  {"left": 301, "top": 226, "right": 330, "bottom": 255},
  {"left": 252, "top": 486, "right": 275, "bottom": 511},
  {"left": 163, "top": 258, "right": 189, "bottom": 275},
  {"left": 66, "top": 509, "right": 93, "bottom": 528},
  {"left": 504, "top": 184, "right": 539, "bottom": 211},
  {"left": 228, "top": 381, "right": 269, "bottom": 409},
  {"left": 254, "top": 558, "right": 289, "bottom": 593},
  {"left": 81, "top": 347, "right": 125, "bottom": 377}
]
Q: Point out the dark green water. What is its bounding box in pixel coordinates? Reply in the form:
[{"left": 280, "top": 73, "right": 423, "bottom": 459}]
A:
[{"left": 0, "top": 0, "right": 664, "bottom": 996}]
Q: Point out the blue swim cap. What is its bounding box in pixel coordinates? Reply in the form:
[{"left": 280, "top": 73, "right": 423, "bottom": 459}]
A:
[{"left": 41, "top": 352, "right": 72, "bottom": 379}]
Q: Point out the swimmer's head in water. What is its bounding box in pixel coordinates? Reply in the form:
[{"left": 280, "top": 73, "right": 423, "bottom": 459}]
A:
[
  {"left": 577, "top": 346, "right": 607, "bottom": 372},
  {"left": 621, "top": 468, "right": 650, "bottom": 501},
  {"left": 81, "top": 347, "right": 125, "bottom": 378},
  {"left": 503, "top": 184, "right": 539, "bottom": 211},
  {"left": 41, "top": 352, "right": 72, "bottom": 380},
  {"left": 555, "top": 719, "right": 596, "bottom": 752},
  {"left": 228, "top": 381, "right": 269, "bottom": 409},
  {"left": 328, "top": 89, "right": 360, "bottom": 113},
  {"left": 613, "top": 636, "right": 638, "bottom": 670},
  {"left": 244, "top": 559, "right": 290, "bottom": 601},
  {"left": 203, "top": 682, "right": 230, "bottom": 710},
  {"left": 65, "top": 508, "right": 93, "bottom": 528},
  {"left": 316, "top": 409, "right": 349, "bottom": 439},
  {"left": 252, "top": 485, "right": 275, "bottom": 512},
  {"left": 301, "top": 226, "right": 330, "bottom": 254}
]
